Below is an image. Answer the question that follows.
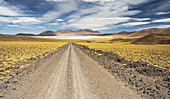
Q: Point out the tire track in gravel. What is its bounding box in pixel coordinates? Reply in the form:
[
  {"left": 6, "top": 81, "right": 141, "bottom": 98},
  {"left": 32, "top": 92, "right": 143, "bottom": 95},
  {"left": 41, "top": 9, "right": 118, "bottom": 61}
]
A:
[
  {"left": 42, "top": 43, "right": 96, "bottom": 99},
  {"left": 43, "top": 44, "right": 71, "bottom": 99},
  {"left": 71, "top": 43, "right": 97, "bottom": 99}
]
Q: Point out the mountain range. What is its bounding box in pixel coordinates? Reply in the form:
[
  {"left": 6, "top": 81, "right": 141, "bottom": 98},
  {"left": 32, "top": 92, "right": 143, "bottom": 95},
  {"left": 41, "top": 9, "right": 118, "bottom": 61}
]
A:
[
  {"left": 16, "top": 27, "right": 170, "bottom": 38},
  {"left": 39, "top": 29, "right": 101, "bottom": 36}
]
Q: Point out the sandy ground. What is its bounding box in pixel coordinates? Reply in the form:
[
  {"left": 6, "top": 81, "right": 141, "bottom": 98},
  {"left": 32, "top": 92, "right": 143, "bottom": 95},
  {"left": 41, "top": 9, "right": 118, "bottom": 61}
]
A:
[{"left": 2, "top": 43, "right": 141, "bottom": 99}]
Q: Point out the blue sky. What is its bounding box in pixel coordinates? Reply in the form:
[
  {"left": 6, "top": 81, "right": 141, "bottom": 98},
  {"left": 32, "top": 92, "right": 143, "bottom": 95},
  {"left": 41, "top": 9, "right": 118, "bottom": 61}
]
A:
[{"left": 0, "top": 0, "right": 170, "bottom": 34}]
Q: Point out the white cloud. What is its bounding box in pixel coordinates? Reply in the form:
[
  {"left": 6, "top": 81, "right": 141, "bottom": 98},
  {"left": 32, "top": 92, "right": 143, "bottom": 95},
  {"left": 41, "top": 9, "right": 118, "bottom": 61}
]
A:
[
  {"left": 7, "top": 24, "right": 43, "bottom": 29},
  {"left": 83, "top": 0, "right": 146, "bottom": 4},
  {"left": 155, "top": 25, "right": 170, "bottom": 28},
  {"left": 47, "top": 23, "right": 58, "bottom": 25},
  {"left": 56, "top": 19, "right": 63, "bottom": 22},
  {"left": 0, "top": 16, "right": 42, "bottom": 26},
  {"left": 121, "top": 22, "right": 150, "bottom": 26},
  {"left": 92, "top": 27, "right": 113, "bottom": 31},
  {"left": 8, "top": 25, "right": 19, "bottom": 27},
  {"left": 12, "top": 17, "right": 41, "bottom": 23},
  {"left": 0, "top": 17, "right": 12, "bottom": 22},
  {"left": 0, "top": 0, "right": 3, "bottom": 3},
  {"left": 36, "top": 26, "right": 45, "bottom": 29},
  {"left": 46, "top": 0, "right": 66, "bottom": 2},
  {"left": 42, "top": 1, "right": 78, "bottom": 22},
  {"left": 0, "top": 0, "right": 23, "bottom": 16},
  {"left": 61, "top": 0, "right": 147, "bottom": 30},
  {"left": 66, "top": 6, "right": 99, "bottom": 19},
  {"left": 156, "top": 12, "right": 170, "bottom": 15},
  {"left": 43, "top": 0, "right": 146, "bottom": 29},
  {"left": 116, "top": 10, "right": 142, "bottom": 16},
  {"left": 0, "top": 6, "right": 21, "bottom": 16},
  {"left": 68, "top": 19, "right": 77, "bottom": 22},
  {"left": 66, "top": 17, "right": 131, "bottom": 30},
  {"left": 137, "top": 25, "right": 170, "bottom": 30},
  {"left": 152, "top": 18, "right": 170, "bottom": 23},
  {"left": 132, "top": 18, "right": 151, "bottom": 21},
  {"left": 0, "top": 0, "right": 150, "bottom": 32},
  {"left": 4, "top": 25, "right": 33, "bottom": 29},
  {"left": 83, "top": 0, "right": 113, "bottom": 2},
  {"left": 20, "top": 27, "right": 33, "bottom": 29}
]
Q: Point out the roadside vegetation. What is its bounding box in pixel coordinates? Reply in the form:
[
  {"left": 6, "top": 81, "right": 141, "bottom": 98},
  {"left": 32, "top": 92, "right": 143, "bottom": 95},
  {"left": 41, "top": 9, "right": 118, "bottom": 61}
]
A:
[
  {"left": 77, "top": 38, "right": 170, "bottom": 69},
  {"left": 0, "top": 41, "right": 68, "bottom": 80}
]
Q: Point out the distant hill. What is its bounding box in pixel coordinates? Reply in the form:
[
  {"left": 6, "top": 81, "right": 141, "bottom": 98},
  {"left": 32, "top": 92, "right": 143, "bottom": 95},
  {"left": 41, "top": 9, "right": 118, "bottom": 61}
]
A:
[
  {"left": 56, "top": 29, "right": 74, "bottom": 33},
  {"left": 38, "top": 29, "right": 101, "bottom": 36},
  {"left": 132, "top": 32, "right": 170, "bottom": 44},
  {"left": 16, "top": 29, "right": 101, "bottom": 36},
  {"left": 116, "top": 31, "right": 134, "bottom": 35},
  {"left": 129, "top": 28, "right": 166, "bottom": 37},
  {"left": 76, "top": 29, "right": 100, "bottom": 33},
  {"left": 14, "top": 27, "right": 170, "bottom": 40},
  {"left": 107, "top": 27, "right": 170, "bottom": 44},
  {"left": 56, "top": 29, "right": 100, "bottom": 33},
  {"left": 111, "top": 27, "right": 170, "bottom": 37},
  {"left": 38, "top": 30, "right": 56, "bottom": 36},
  {"left": 16, "top": 33, "right": 36, "bottom": 36},
  {"left": 109, "top": 38, "right": 137, "bottom": 42}
]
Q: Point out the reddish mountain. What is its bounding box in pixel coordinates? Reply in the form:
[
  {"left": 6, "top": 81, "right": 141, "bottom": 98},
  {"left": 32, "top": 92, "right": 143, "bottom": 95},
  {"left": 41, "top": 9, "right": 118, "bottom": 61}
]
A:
[
  {"left": 76, "top": 29, "right": 100, "bottom": 33},
  {"left": 37, "top": 29, "right": 101, "bottom": 36},
  {"left": 56, "top": 29, "right": 74, "bottom": 33},
  {"left": 39, "top": 30, "right": 56, "bottom": 36},
  {"left": 56, "top": 29, "right": 100, "bottom": 33}
]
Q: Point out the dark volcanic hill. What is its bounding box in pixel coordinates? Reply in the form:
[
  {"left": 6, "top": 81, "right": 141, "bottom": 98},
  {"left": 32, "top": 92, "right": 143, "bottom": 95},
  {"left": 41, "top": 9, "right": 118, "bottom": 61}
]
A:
[{"left": 16, "top": 33, "right": 36, "bottom": 36}]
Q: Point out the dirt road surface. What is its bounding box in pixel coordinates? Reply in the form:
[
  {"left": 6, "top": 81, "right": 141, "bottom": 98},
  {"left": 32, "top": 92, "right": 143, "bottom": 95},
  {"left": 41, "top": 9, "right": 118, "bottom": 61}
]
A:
[{"left": 3, "top": 43, "right": 141, "bottom": 99}]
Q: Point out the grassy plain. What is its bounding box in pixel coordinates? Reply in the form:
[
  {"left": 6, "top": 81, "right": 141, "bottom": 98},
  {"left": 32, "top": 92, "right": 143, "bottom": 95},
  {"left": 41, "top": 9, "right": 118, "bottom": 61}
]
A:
[{"left": 0, "top": 34, "right": 169, "bottom": 81}]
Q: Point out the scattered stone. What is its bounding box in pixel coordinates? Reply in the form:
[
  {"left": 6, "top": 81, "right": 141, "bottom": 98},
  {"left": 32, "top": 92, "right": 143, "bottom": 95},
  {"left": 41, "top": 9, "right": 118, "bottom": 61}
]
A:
[
  {"left": 125, "top": 83, "right": 128, "bottom": 86},
  {"left": 139, "top": 79, "right": 143, "bottom": 82},
  {"left": 12, "top": 87, "right": 17, "bottom": 90},
  {"left": 0, "top": 84, "right": 5, "bottom": 89},
  {"left": 0, "top": 92, "right": 4, "bottom": 97},
  {"left": 12, "top": 79, "right": 19, "bottom": 83},
  {"left": 156, "top": 85, "right": 160, "bottom": 90},
  {"left": 74, "top": 43, "right": 170, "bottom": 99},
  {"left": 4, "top": 80, "right": 10, "bottom": 84},
  {"left": 163, "top": 78, "right": 170, "bottom": 82},
  {"left": 143, "top": 89, "right": 147, "bottom": 94}
]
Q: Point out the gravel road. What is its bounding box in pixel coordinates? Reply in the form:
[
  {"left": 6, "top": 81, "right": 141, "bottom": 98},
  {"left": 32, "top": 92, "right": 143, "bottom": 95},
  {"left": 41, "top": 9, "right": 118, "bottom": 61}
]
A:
[{"left": 3, "top": 43, "right": 141, "bottom": 99}]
